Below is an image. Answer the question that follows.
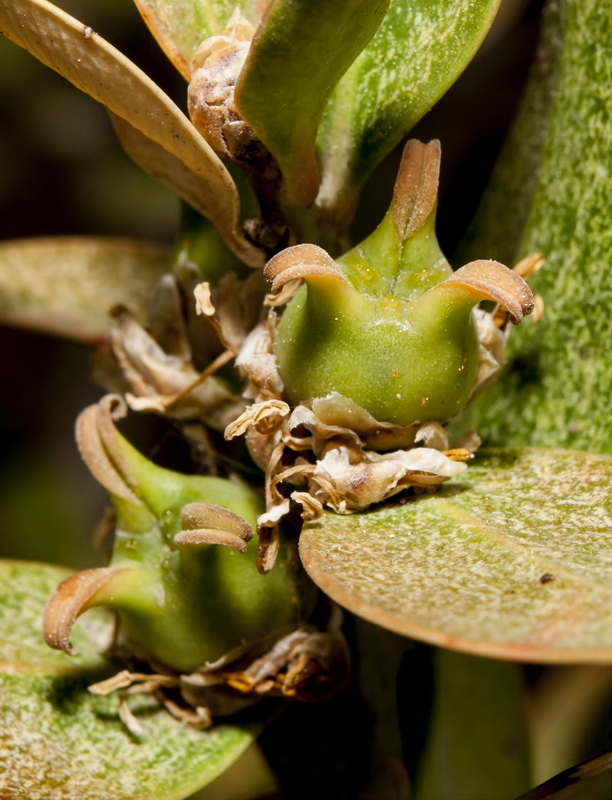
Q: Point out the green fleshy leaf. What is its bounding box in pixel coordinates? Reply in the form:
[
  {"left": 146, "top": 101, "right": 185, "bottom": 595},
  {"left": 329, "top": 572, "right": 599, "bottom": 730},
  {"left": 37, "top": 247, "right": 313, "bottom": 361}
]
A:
[
  {"left": 316, "top": 0, "right": 502, "bottom": 224},
  {"left": 132, "top": 0, "right": 271, "bottom": 80},
  {"left": 455, "top": 0, "right": 612, "bottom": 455},
  {"left": 299, "top": 448, "right": 612, "bottom": 663},
  {"left": 0, "top": 0, "right": 262, "bottom": 266},
  {"left": 0, "top": 237, "right": 170, "bottom": 343},
  {"left": 0, "top": 560, "right": 253, "bottom": 800},
  {"left": 235, "top": 0, "right": 390, "bottom": 207},
  {"left": 413, "top": 651, "right": 530, "bottom": 800}
]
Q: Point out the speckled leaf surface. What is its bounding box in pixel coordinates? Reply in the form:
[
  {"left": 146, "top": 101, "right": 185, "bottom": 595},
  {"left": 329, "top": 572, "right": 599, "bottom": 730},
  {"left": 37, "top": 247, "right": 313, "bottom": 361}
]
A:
[
  {"left": 300, "top": 448, "right": 612, "bottom": 663},
  {"left": 0, "top": 237, "right": 171, "bottom": 343},
  {"left": 315, "top": 0, "right": 502, "bottom": 223},
  {"left": 0, "top": 0, "right": 262, "bottom": 266},
  {"left": 0, "top": 561, "right": 253, "bottom": 800},
  {"left": 456, "top": 0, "right": 612, "bottom": 455},
  {"left": 132, "top": 0, "right": 271, "bottom": 80},
  {"left": 235, "top": 0, "right": 389, "bottom": 207}
]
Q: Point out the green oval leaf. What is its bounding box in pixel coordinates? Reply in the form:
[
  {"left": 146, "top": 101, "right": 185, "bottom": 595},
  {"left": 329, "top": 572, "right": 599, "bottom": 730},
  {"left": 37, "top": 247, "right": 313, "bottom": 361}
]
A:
[
  {"left": 0, "top": 0, "right": 262, "bottom": 266},
  {"left": 299, "top": 448, "right": 612, "bottom": 663},
  {"left": 0, "top": 560, "right": 253, "bottom": 800},
  {"left": 235, "top": 0, "right": 390, "bottom": 207},
  {"left": 0, "top": 237, "right": 171, "bottom": 343},
  {"left": 132, "top": 0, "right": 271, "bottom": 80},
  {"left": 315, "top": 0, "right": 502, "bottom": 223}
]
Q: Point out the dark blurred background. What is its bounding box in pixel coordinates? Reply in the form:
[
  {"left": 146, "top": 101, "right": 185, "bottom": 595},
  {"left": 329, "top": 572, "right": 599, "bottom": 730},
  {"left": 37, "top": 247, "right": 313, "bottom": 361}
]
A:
[{"left": 0, "top": 0, "right": 544, "bottom": 569}]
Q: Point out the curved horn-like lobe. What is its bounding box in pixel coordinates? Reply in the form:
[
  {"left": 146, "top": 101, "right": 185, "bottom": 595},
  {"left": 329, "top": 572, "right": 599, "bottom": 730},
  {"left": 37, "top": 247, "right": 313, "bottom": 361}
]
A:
[
  {"left": 43, "top": 567, "right": 129, "bottom": 654},
  {"left": 392, "top": 139, "right": 441, "bottom": 243},
  {"left": 75, "top": 402, "right": 141, "bottom": 505},
  {"left": 438, "top": 259, "right": 535, "bottom": 324},
  {"left": 175, "top": 502, "right": 253, "bottom": 552},
  {"left": 264, "top": 244, "right": 348, "bottom": 295}
]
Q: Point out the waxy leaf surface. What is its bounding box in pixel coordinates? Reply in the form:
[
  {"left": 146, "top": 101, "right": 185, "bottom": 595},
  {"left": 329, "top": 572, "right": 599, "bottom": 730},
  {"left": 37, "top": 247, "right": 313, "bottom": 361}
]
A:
[
  {"left": 235, "top": 0, "right": 389, "bottom": 207},
  {"left": 0, "top": 237, "right": 170, "bottom": 343},
  {"left": 300, "top": 448, "right": 612, "bottom": 663},
  {"left": 0, "top": 561, "right": 253, "bottom": 800},
  {"left": 316, "top": 0, "right": 502, "bottom": 223},
  {"left": 0, "top": 0, "right": 262, "bottom": 265}
]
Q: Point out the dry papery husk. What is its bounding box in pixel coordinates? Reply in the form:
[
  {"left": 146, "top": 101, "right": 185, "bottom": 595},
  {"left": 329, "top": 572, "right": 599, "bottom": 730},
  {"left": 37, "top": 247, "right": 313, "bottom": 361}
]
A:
[
  {"left": 89, "top": 617, "right": 349, "bottom": 734},
  {"left": 95, "top": 264, "right": 267, "bottom": 434},
  {"left": 228, "top": 318, "right": 486, "bottom": 571}
]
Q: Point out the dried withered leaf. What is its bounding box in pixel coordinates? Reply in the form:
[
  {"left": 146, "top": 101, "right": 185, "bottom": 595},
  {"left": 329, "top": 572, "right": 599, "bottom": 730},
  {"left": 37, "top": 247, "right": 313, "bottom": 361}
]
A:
[
  {"left": 109, "top": 305, "right": 246, "bottom": 428},
  {"left": 225, "top": 399, "right": 290, "bottom": 440}
]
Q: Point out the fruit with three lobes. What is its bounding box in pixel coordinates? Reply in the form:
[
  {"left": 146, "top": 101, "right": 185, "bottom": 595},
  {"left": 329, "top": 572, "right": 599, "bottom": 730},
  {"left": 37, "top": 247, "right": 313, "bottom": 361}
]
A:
[
  {"left": 266, "top": 140, "right": 533, "bottom": 427},
  {"left": 43, "top": 396, "right": 298, "bottom": 673}
]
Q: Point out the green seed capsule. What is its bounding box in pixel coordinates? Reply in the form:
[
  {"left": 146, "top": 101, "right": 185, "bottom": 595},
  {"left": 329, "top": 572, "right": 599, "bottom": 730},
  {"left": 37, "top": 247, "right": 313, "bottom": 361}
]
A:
[
  {"left": 44, "top": 395, "right": 298, "bottom": 673},
  {"left": 266, "top": 140, "right": 533, "bottom": 428}
]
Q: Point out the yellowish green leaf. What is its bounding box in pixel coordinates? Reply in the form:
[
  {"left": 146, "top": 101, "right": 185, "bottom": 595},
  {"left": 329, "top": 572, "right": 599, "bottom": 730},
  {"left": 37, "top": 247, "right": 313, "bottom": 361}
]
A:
[
  {"left": 316, "top": 0, "right": 502, "bottom": 224},
  {"left": 0, "top": 0, "right": 262, "bottom": 265},
  {"left": 132, "top": 0, "right": 271, "bottom": 80},
  {"left": 300, "top": 448, "right": 612, "bottom": 663},
  {"left": 0, "top": 237, "right": 171, "bottom": 342},
  {"left": 0, "top": 560, "right": 253, "bottom": 800},
  {"left": 235, "top": 0, "right": 389, "bottom": 207}
]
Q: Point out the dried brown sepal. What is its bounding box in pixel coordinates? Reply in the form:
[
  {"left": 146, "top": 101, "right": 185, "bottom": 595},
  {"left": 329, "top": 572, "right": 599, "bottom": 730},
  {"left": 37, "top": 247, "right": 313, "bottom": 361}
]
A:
[
  {"left": 85, "top": 622, "right": 350, "bottom": 730},
  {"left": 225, "top": 399, "right": 290, "bottom": 440},
  {"left": 43, "top": 567, "right": 128, "bottom": 655},
  {"left": 440, "top": 259, "right": 535, "bottom": 324},
  {"left": 392, "top": 139, "right": 441, "bottom": 244},
  {"left": 175, "top": 502, "right": 253, "bottom": 552},
  {"left": 107, "top": 299, "right": 246, "bottom": 430},
  {"left": 75, "top": 397, "right": 141, "bottom": 505},
  {"left": 187, "top": 12, "right": 256, "bottom": 160},
  {"left": 264, "top": 243, "right": 347, "bottom": 295},
  {"left": 256, "top": 522, "right": 281, "bottom": 575}
]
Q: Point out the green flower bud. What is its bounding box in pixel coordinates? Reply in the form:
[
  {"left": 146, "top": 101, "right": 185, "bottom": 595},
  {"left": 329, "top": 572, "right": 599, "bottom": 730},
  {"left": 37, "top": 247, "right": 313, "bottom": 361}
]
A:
[
  {"left": 44, "top": 395, "right": 298, "bottom": 673},
  {"left": 265, "top": 140, "right": 534, "bottom": 427}
]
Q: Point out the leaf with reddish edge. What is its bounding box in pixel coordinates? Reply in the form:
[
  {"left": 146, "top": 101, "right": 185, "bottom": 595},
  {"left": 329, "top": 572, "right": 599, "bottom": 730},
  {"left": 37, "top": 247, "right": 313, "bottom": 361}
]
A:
[{"left": 300, "top": 448, "right": 612, "bottom": 664}]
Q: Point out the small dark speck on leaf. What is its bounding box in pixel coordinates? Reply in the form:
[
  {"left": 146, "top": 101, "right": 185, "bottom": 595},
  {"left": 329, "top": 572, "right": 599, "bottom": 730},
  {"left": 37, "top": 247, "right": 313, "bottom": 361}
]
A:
[{"left": 539, "top": 573, "right": 555, "bottom": 584}]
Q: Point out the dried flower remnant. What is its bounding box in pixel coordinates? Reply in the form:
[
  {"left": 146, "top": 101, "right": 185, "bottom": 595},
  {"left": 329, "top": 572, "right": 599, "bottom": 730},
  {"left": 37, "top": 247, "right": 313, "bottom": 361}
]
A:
[
  {"left": 96, "top": 265, "right": 272, "bottom": 434},
  {"left": 188, "top": 10, "right": 279, "bottom": 183}
]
